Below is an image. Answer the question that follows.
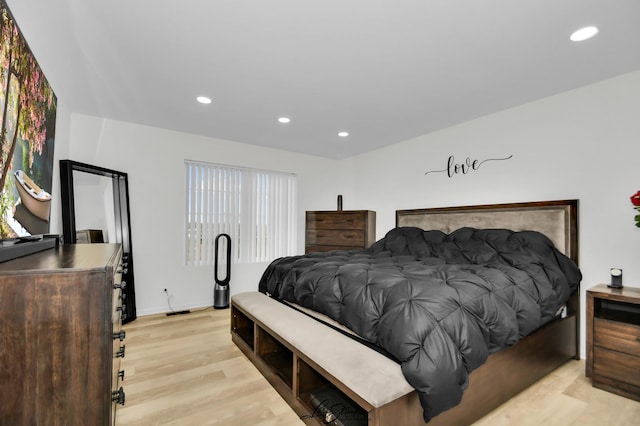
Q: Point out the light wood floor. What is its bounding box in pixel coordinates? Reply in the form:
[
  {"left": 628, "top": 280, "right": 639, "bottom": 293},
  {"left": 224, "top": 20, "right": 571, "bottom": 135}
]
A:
[{"left": 117, "top": 308, "right": 640, "bottom": 426}]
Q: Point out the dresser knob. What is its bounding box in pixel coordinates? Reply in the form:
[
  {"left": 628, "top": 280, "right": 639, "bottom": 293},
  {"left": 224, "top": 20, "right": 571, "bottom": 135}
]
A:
[
  {"left": 113, "top": 330, "right": 126, "bottom": 341},
  {"left": 112, "top": 387, "right": 125, "bottom": 405},
  {"left": 116, "top": 345, "right": 126, "bottom": 358}
]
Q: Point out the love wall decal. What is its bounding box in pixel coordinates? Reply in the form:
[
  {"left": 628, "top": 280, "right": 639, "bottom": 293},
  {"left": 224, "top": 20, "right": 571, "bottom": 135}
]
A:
[{"left": 424, "top": 154, "right": 513, "bottom": 178}]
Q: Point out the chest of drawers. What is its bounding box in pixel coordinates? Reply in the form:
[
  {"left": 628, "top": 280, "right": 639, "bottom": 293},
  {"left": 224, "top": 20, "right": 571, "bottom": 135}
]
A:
[
  {"left": 0, "top": 244, "right": 126, "bottom": 425},
  {"left": 586, "top": 284, "right": 640, "bottom": 401},
  {"left": 305, "top": 210, "right": 376, "bottom": 253}
]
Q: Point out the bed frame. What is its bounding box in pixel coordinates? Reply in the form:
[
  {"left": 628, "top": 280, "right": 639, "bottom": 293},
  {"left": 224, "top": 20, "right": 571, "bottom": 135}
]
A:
[{"left": 232, "top": 199, "right": 580, "bottom": 425}]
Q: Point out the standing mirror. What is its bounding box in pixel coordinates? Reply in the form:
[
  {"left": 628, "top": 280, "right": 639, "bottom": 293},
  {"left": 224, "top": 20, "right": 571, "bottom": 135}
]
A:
[{"left": 59, "top": 160, "right": 137, "bottom": 323}]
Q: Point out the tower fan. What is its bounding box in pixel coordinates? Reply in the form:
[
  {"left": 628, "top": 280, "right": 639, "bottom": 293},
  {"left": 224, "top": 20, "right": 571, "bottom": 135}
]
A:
[{"left": 214, "top": 233, "right": 231, "bottom": 309}]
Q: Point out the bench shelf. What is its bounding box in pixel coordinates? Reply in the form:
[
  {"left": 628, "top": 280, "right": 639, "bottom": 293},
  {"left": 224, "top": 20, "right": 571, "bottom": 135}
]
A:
[{"left": 231, "top": 302, "right": 374, "bottom": 425}]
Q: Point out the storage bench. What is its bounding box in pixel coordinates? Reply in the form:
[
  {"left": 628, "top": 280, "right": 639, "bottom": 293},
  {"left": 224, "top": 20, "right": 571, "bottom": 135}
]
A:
[{"left": 230, "top": 291, "right": 417, "bottom": 426}]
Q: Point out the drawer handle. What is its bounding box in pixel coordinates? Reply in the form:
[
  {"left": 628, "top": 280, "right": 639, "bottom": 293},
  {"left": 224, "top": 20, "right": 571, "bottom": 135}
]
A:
[
  {"left": 118, "top": 370, "right": 125, "bottom": 381},
  {"left": 117, "top": 304, "right": 127, "bottom": 313},
  {"left": 112, "top": 387, "right": 125, "bottom": 405},
  {"left": 636, "top": 337, "right": 640, "bottom": 342},
  {"left": 116, "top": 345, "right": 126, "bottom": 358},
  {"left": 113, "top": 281, "right": 127, "bottom": 290},
  {"left": 113, "top": 330, "right": 126, "bottom": 341}
]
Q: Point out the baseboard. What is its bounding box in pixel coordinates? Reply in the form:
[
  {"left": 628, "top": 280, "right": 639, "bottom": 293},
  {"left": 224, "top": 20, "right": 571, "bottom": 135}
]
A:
[
  {"left": 136, "top": 303, "right": 212, "bottom": 318},
  {"left": 166, "top": 310, "right": 191, "bottom": 316}
]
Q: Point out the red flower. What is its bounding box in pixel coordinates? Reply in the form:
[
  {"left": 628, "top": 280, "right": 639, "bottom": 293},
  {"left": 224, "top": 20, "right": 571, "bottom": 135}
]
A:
[{"left": 631, "top": 190, "right": 640, "bottom": 207}]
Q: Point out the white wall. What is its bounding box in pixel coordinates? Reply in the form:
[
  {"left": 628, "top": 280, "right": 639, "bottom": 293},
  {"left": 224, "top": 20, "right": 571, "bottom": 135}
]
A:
[
  {"left": 60, "top": 115, "right": 353, "bottom": 315},
  {"left": 348, "top": 70, "right": 640, "bottom": 356}
]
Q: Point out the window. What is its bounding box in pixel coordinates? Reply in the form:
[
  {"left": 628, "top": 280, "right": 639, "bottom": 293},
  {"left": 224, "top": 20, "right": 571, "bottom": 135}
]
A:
[{"left": 185, "top": 161, "right": 297, "bottom": 265}]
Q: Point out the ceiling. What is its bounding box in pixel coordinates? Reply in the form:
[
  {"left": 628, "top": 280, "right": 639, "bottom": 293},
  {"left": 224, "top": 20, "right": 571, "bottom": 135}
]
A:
[{"left": 6, "top": 0, "right": 640, "bottom": 159}]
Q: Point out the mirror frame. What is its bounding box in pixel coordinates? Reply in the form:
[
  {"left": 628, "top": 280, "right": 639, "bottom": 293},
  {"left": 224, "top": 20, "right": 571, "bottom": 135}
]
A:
[{"left": 59, "top": 159, "right": 137, "bottom": 323}]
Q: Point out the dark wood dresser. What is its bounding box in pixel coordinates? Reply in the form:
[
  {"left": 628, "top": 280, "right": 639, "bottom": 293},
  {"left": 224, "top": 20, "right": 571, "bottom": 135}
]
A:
[
  {"left": 586, "top": 284, "right": 640, "bottom": 401},
  {"left": 0, "top": 243, "right": 126, "bottom": 425},
  {"left": 305, "top": 210, "right": 376, "bottom": 253}
]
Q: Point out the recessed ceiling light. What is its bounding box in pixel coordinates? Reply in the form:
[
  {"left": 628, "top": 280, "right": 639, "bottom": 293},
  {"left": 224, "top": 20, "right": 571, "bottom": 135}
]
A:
[
  {"left": 196, "top": 96, "right": 212, "bottom": 104},
  {"left": 338, "top": 132, "right": 349, "bottom": 137},
  {"left": 278, "top": 117, "right": 291, "bottom": 124},
  {"left": 570, "top": 26, "right": 599, "bottom": 42}
]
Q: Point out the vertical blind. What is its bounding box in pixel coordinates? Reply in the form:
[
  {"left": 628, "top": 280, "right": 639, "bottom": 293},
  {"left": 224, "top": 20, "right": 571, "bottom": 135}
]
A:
[{"left": 185, "top": 161, "right": 297, "bottom": 265}]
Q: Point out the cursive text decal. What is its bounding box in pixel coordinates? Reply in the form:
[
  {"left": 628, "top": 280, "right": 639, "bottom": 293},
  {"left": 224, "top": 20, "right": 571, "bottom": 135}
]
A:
[{"left": 424, "top": 154, "right": 513, "bottom": 177}]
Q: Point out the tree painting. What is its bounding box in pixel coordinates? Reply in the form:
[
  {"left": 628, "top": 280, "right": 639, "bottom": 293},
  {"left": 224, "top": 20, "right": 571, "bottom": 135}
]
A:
[{"left": 0, "top": 1, "right": 57, "bottom": 237}]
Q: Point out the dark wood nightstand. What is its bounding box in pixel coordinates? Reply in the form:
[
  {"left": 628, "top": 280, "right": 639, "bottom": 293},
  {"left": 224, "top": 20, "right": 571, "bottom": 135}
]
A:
[{"left": 586, "top": 284, "right": 640, "bottom": 401}]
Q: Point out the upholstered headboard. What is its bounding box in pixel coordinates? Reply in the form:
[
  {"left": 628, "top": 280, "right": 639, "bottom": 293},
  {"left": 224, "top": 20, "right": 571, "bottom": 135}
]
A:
[{"left": 396, "top": 200, "right": 578, "bottom": 263}]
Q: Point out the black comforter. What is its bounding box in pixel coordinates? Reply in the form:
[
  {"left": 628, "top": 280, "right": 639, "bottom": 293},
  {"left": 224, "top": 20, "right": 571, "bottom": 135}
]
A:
[{"left": 258, "top": 227, "right": 581, "bottom": 422}]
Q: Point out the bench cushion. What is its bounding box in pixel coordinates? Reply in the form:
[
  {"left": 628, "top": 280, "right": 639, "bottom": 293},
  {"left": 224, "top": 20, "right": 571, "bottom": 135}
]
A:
[{"left": 232, "top": 291, "right": 414, "bottom": 407}]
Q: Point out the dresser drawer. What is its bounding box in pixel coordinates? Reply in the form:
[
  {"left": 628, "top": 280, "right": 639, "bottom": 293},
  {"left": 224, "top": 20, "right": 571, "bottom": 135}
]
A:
[
  {"left": 593, "top": 346, "right": 640, "bottom": 388},
  {"left": 306, "top": 212, "right": 366, "bottom": 230},
  {"left": 306, "top": 229, "right": 365, "bottom": 247},
  {"left": 594, "top": 318, "right": 640, "bottom": 357},
  {"left": 112, "top": 294, "right": 123, "bottom": 325}
]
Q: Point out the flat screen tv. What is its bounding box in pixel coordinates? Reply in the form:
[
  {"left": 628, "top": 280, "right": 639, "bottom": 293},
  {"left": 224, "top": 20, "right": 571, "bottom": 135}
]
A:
[{"left": 0, "top": 0, "right": 57, "bottom": 238}]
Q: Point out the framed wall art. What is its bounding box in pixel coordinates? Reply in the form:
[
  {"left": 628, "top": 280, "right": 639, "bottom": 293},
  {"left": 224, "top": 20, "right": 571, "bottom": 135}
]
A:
[{"left": 0, "top": 0, "right": 57, "bottom": 237}]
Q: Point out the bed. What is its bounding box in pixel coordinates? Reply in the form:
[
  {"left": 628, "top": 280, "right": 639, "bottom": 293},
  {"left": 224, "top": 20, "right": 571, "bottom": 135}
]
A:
[{"left": 232, "top": 199, "right": 581, "bottom": 425}]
